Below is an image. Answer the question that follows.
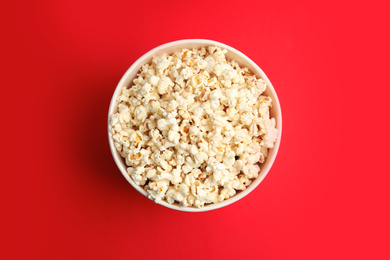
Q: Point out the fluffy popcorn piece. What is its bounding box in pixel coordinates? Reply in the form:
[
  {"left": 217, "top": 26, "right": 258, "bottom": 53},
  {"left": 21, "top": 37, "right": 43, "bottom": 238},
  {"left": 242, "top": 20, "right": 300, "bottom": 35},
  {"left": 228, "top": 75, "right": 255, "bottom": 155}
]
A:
[
  {"left": 149, "top": 75, "right": 160, "bottom": 86},
  {"left": 157, "top": 76, "right": 174, "bottom": 95},
  {"left": 157, "top": 118, "right": 169, "bottom": 132},
  {"left": 125, "top": 148, "right": 142, "bottom": 166},
  {"left": 118, "top": 104, "right": 131, "bottom": 123},
  {"left": 246, "top": 164, "right": 261, "bottom": 179},
  {"left": 134, "top": 105, "right": 147, "bottom": 122},
  {"left": 128, "top": 166, "right": 147, "bottom": 186},
  {"left": 165, "top": 187, "right": 185, "bottom": 204},
  {"left": 109, "top": 46, "right": 278, "bottom": 208},
  {"left": 167, "top": 130, "right": 180, "bottom": 145},
  {"left": 129, "top": 131, "right": 143, "bottom": 147},
  {"left": 223, "top": 150, "right": 236, "bottom": 167},
  {"left": 261, "top": 118, "right": 278, "bottom": 148},
  {"left": 146, "top": 180, "right": 170, "bottom": 201}
]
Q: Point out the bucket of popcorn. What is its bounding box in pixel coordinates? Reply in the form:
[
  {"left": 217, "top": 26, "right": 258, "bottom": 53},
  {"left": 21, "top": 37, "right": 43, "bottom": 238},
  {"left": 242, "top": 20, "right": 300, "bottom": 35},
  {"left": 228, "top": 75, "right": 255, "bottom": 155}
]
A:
[{"left": 108, "top": 39, "right": 282, "bottom": 212}]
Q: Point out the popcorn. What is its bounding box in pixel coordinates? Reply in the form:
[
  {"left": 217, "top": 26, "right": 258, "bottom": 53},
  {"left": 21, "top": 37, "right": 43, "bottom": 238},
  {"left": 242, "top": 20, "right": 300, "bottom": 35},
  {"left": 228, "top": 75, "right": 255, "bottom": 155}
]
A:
[
  {"left": 157, "top": 76, "right": 174, "bottom": 95},
  {"left": 157, "top": 118, "right": 169, "bottom": 132},
  {"left": 129, "top": 131, "right": 143, "bottom": 147},
  {"left": 134, "top": 105, "right": 147, "bottom": 122},
  {"left": 109, "top": 46, "right": 278, "bottom": 208},
  {"left": 223, "top": 150, "right": 236, "bottom": 167},
  {"left": 146, "top": 179, "right": 170, "bottom": 201},
  {"left": 167, "top": 130, "right": 180, "bottom": 145},
  {"left": 118, "top": 104, "right": 131, "bottom": 123},
  {"left": 166, "top": 187, "right": 185, "bottom": 205},
  {"left": 149, "top": 75, "right": 160, "bottom": 86}
]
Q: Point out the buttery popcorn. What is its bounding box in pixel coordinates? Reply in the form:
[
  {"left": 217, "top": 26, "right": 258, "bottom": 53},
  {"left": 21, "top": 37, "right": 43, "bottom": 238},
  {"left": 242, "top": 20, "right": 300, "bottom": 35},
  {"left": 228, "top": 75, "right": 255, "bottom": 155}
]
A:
[{"left": 109, "top": 46, "right": 278, "bottom": 208}]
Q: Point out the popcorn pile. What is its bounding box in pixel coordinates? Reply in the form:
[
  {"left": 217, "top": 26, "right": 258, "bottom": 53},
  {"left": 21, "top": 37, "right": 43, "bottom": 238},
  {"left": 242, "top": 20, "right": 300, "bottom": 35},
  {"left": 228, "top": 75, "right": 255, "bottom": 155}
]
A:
[{"left": 109, "top": 46, "right": 278, "bottom": 208}]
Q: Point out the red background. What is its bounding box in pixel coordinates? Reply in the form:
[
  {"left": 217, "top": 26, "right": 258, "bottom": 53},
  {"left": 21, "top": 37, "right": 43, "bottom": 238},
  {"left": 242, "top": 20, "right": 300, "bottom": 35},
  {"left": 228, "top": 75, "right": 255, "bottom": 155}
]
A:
[{"left": 3, "top": 0, "right": 390, "bottom": 259}]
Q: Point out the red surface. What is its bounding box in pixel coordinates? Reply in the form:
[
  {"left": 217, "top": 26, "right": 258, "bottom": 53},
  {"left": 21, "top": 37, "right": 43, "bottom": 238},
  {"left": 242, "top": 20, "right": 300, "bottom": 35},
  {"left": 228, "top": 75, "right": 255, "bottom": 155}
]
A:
[{"left": 3, "top": 0, "right": 390, "bottom": 259}]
